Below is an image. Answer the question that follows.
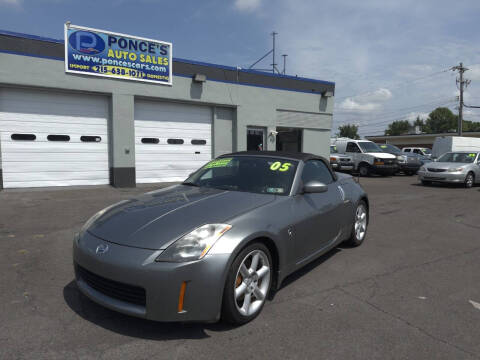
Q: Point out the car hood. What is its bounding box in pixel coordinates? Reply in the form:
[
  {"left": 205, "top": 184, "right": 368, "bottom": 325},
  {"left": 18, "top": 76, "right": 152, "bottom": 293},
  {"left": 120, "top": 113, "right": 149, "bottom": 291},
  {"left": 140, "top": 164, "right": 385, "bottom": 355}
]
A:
[
  {"left": 426, "top": 162, "right": 468, "bottom": 170},
  {"left": 366, "top": 152, "right": 396, "bottom": 159},
  {"left": 87, "top": 185, "right": 275, "bottom": 250}
]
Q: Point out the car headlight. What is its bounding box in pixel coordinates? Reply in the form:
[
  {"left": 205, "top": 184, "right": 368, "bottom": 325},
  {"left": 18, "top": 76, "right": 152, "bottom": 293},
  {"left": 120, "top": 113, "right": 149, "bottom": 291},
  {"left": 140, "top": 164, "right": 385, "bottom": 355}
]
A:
[
  {"left": 396, "top": 155, "right": 407, "bottom": 163},
  {"left": 420, "top": 166, "right": 426, "bottom": 172},
  {"left": 447, "top": 167, "right": 464, "bottom": 172},
  {"left": 156, "top": 224, "right": 232, "bottom": 262}
]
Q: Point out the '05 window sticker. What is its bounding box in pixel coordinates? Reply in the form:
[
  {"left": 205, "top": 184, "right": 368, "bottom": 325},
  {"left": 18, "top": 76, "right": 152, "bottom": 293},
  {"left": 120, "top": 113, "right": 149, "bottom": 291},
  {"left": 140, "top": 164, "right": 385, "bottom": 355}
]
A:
[
  {"left": 269, "top": 161, "right": 293, "bottom": 172},
  {"left": 468, "top": 153, "right": 476, "bottom": 157}
]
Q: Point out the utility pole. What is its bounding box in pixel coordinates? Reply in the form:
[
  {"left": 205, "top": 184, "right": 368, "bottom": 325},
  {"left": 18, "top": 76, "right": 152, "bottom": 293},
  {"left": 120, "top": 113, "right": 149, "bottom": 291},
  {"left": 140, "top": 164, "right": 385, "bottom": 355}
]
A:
[
  {"left": 271, "top": 32, "right": 278, "bottom": 74},
  {"left": 282, "top": 54, "right": 287, "bottom": 75},
  {"left": 452, "top": 62, "right": 470, "bottom": 136}
]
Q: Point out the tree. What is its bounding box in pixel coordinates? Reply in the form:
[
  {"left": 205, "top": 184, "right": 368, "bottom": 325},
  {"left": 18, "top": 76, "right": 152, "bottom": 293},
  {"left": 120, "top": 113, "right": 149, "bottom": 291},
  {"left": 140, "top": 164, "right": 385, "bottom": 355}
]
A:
[
  {"left": 338, "top": 124, "right": 360, "bottom": 139},
  {"left": 384, "top": 120, "right": 410, "bottom": 136},
  {"left": 425, "top": 107, "right": 457, "bottom": 134}
]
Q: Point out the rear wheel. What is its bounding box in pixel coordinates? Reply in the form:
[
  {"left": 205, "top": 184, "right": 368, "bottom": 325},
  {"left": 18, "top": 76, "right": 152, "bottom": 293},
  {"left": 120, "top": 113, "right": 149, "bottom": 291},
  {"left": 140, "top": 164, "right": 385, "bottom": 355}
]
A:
[
  {"left": 345, "top": 201, "right": 368, "bottom": 247},
  {"left": 358, "top": 164, "right": 370, "bottom": 177},
  {"left": 465, "top": 172, "right": 475, "bottom": 188},
  {"left": 222, "top": 243, "right": 272, "bottom": 325}
]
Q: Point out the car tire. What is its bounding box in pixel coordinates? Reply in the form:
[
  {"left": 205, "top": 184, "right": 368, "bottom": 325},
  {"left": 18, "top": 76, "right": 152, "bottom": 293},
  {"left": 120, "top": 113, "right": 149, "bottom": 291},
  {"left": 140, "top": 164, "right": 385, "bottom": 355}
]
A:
[
  {"left": 421, "top": 180, "right": 432, "bottom": 186},
  {"left": 221, "top": 243, "right": 272, "bottom": 325},
  {"left": 465, "top": 172, "right": 475, "bottom": 189},
  {"left": 358, "top": 164, "right": 370, "bottom": 177},
  {"left": 405, "top": 171, "right": 414, "bottom": 176},
  {"left": 345, "top": 200, "right": 368, "bottom": 247}
]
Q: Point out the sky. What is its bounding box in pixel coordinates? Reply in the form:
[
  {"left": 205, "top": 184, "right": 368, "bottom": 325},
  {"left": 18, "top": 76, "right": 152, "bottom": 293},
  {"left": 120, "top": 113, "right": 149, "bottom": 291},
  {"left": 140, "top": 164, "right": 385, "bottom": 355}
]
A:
[{"left": 1, "top": 0, "right": 480, "bottom": 136}]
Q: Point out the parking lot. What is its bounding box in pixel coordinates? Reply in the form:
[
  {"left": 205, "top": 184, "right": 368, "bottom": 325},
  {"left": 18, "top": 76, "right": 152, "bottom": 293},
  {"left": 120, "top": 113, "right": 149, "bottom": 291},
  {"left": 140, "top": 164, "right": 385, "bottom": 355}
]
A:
[{"left": 1, "top": 176, "right": 480, "bottom": 360}]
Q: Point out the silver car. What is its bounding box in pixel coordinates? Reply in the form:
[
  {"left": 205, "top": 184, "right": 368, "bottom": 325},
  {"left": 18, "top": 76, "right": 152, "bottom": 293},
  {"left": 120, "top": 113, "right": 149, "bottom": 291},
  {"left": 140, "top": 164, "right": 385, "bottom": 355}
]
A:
[
  {"left": 418, "top": 151, "right": 480, "bottom": 188},
  {"left": 73, "top": 152, "right": 369, "bottom": 324}
]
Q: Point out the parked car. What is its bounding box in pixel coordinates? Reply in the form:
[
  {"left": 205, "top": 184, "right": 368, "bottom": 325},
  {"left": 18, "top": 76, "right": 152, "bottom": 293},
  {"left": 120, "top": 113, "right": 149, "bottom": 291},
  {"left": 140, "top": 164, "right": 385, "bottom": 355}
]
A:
[
  {"left": 329, "top": 145, "right": 354, "bottom": 172},
  {"left": 332, "top": 138, "right": 397, "bottom": 176},
  {"left": 432, "top": 136, "right": 480, "bottom": 159},
  {"left": 73, "top": 151, "right": 369, "bottom": 325},
  {"left": 377, "top": 143, "right": 422, "bottom": 175},
  {"left": 417, "top": 151, "right": 480, "bottom": 188},
  {"left": 402, "top": 147, "right": 432, "bottom": 158}
]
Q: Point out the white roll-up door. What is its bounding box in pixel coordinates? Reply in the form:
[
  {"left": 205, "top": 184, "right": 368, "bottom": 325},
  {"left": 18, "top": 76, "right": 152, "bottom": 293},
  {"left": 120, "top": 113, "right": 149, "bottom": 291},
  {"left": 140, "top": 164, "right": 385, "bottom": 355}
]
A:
[
  {"left": 0, "top": 88, "right": 109, "bottom": 188},
  {"left": 134, "top": 100, "right": 212, "bottom": 183}
]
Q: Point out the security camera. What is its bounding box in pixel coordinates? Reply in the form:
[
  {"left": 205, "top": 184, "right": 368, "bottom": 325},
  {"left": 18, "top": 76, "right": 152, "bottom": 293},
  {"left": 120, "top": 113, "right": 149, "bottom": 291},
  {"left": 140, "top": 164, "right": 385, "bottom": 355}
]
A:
[{"left": 269, "top": 130, "right": 279, "bottom": 136}]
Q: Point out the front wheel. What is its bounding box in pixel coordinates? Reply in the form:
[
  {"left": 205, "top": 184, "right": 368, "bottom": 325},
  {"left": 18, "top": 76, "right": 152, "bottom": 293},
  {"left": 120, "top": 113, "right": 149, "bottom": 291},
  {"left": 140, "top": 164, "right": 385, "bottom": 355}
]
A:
[
  {"left": 222, "top": 243, "right": 272, "bottom": 325},
  {"left": 421, "top": 180, "right": 432, "bottom": 186},
  {"left": 344, "top": 201, "right": 368, "bottom": 247},
  {"left": 358, "top": 164, "right": 370, "bottom": 177},
  {"left": 465, "top": 172, "right": 475, "bottom": 188}
]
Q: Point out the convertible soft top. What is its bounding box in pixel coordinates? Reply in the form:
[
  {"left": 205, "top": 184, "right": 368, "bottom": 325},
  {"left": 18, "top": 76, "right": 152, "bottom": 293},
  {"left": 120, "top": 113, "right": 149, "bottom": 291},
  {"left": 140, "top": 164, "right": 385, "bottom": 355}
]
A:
[{"left": 222, "top": 151, "right": 327, "bottom": 163}]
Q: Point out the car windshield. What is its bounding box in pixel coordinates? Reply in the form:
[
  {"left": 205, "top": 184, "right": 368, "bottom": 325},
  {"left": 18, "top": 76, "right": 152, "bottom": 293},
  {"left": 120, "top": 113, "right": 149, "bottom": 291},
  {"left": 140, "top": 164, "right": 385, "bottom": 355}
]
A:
[
  {"left": 183, "top": 156, "right": 299, "bottom": 195},
  {"left": 330, "top": 145, "right": 338, "bottom": 153},
  {"left": 438, "top": 152, "right": 477, "bottom": 163},
  {"left": 378, "top": 144, "right": 401, "bottom": 153},
  {"left": 358, "top": 142, "right": 382, "bottom": 153}
]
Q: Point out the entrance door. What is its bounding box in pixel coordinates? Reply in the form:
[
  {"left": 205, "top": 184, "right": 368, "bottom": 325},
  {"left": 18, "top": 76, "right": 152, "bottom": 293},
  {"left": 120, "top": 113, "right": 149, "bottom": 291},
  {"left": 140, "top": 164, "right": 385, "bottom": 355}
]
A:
[{"left": 247, "top": 127, "right": 266, "bottom": 151}]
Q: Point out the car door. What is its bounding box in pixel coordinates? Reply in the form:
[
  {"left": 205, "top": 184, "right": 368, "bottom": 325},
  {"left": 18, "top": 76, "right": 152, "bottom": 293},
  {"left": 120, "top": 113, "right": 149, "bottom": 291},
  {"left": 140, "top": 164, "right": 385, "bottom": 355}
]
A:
[
  {"left": 292, "top": 159, "right": 343, "bottom": 264},
  {"left": 474, "top": 153, "right": 480, "bottom": 182},
  {"left": 345, "top": 141, "right": 362, "bottom": 168}
]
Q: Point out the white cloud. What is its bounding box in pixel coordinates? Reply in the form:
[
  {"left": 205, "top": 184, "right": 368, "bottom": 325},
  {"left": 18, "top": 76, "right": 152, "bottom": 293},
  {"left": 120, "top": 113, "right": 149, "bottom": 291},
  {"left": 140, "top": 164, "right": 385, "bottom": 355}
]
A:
[
  {"left": 338, "top": 88, "right": 392, "bottom": 112},
  {"left": 234, "top": 0, "right": 262, "bottom": 12},
  {"left": 405, "top": 112, "right": 429, "bottom": 122}
]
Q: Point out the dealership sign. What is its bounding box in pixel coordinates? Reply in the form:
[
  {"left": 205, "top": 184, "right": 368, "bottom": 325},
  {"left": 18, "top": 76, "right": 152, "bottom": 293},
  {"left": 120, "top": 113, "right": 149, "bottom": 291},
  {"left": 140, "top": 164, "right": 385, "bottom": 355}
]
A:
[{"left": 65, "top": 24, "right": 172, "bottom": 85}]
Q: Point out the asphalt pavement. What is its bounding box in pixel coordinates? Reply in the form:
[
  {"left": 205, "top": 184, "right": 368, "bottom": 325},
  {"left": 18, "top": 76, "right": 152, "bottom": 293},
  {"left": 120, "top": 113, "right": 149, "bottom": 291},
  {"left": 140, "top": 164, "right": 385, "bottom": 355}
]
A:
[{"left": 1, "top": 176, "right": 479, "bottom": 360}]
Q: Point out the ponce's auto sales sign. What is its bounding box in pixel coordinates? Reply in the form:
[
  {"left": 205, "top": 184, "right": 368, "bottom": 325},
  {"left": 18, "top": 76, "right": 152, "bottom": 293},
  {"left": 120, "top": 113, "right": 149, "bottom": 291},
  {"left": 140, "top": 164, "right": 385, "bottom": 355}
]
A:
[{"left": 65, "top": 24, "right": 172, "bottom": 85}]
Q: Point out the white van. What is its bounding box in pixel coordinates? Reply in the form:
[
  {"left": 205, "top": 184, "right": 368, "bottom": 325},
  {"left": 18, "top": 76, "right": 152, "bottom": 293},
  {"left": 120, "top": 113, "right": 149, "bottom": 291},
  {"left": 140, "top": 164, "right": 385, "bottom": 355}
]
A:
[
  {"left": 432, "top": 136, "right": 480, "bottom": 159},
  {"left": 332, "top": 138, "right": 397, "bottom": 176}
]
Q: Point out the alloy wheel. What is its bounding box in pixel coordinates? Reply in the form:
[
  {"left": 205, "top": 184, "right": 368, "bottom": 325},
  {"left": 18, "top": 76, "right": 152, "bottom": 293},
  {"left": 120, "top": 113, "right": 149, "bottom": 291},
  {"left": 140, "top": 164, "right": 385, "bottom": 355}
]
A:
[
  {"left": 354, "top": 204, "right": 368, "bottom": 241},
  {"left": 465, "top": 173, "right": 474, "bottom": 188},
  {"left": 234, "top": 250, "right": 270, "bottom": 317}
]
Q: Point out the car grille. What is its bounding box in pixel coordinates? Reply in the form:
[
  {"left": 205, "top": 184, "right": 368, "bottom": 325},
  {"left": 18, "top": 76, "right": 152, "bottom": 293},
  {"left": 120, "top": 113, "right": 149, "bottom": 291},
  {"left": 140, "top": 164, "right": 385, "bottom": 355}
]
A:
[
  {"left": 75, "top": 264, "right": 146, "bottom": 306},
  {"left": 427, "top": 168, "right": 446, "bottom": 173},
  {"left": 383, "top": 159, "right": 395, "bottom": 165},
  {"left": 407, "top": 157, "right": 420, "bottom": 164},
  {"left": 340, "top": 158, "right": 351, "bottom": 162}
]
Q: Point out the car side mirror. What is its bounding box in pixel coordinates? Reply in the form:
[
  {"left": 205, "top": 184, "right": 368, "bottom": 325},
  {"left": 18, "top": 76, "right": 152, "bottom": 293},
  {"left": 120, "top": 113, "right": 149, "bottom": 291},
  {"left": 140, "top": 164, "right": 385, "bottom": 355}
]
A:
[
  {"left": 432, "top": 158, "right": 438, "bottom": 162},
  {"left": 303, "top": 181, "right": 328, "bottom": 194}
]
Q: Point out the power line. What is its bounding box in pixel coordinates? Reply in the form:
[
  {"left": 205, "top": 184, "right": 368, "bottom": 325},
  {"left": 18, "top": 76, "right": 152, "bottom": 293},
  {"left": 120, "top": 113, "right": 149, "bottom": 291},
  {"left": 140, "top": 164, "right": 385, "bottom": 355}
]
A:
[{"left": 335, "top": 66, "right": 452, "bottom": 102}]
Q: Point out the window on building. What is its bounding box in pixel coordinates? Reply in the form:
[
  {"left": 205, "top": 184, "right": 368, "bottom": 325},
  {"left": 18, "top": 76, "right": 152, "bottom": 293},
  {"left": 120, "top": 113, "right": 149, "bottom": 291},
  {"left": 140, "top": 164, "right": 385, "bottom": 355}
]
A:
[
  {"left": 80, "top": 136, "right": 102, "bottom": 142},
  {"left": 167, "top": 139, "right": 184, "bottom": 144},
  {"left": 11, "top": 134, "right": 36, "bottom": 141},
  {"left": 191, "top": 139, "right": 207, "bottom": 145},
  {"left": 141, "top": 138, "right": 160, "bottom": 144},
  {"left": 47, "top": 135, "right": 70, "bottom": 141}
]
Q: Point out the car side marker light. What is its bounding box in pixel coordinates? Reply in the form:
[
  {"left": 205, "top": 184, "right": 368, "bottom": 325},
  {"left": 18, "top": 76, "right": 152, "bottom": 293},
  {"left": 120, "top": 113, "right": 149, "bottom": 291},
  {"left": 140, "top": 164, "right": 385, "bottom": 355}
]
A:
[{"left": 178, "top": 281, "right": 188, "bottom": 313}]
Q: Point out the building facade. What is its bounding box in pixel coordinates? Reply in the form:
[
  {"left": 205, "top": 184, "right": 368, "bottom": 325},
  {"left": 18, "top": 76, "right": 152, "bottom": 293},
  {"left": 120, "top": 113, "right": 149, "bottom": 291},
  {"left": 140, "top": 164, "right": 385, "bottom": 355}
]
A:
[
  {"left": 366, "top": 132, "right": 480, "bottom": 149},
  {"left": 0, "top": 29, "right": 335, "bottom": 189}
]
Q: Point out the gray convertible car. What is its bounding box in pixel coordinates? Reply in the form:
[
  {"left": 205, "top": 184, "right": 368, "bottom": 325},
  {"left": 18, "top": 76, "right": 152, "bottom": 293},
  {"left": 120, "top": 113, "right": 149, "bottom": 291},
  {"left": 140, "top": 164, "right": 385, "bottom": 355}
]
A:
[{"left": 73, "top": 152, "right": 369, "bottom": 324}]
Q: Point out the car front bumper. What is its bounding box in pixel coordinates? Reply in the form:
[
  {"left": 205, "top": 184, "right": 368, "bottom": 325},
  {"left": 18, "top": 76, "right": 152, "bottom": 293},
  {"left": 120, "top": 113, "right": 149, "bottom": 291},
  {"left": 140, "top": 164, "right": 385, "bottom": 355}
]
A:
[
  {"left": 332, "top": 162, "right": 354, "bottom": 171},
  {"left": 73, "top": 231, "right": 230, "bottom": 322},
  {"left": 371, "top": 164, "right": 398, "bottom": 175},
  {"left": 398, "top": 163, "right": 421, "bottom": 172},
  {"left": 417, "top": 170, "right": 467, "bottom": 183}
]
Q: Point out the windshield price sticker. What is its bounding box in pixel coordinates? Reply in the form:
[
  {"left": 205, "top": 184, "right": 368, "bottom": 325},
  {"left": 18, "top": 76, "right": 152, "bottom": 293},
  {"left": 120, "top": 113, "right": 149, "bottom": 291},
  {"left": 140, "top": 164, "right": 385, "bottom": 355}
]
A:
[
  {"left": 380, "top": 145, "right": 387, "bottom": 148},
  {"left": 204, "top": 158, "right": 232, "bottom": 169},
  {"left": 270, "top": 162, "right": 292, "bottom": 172},
  {"left": 468, "top": 153, "right": 476, "bottom": 157}
]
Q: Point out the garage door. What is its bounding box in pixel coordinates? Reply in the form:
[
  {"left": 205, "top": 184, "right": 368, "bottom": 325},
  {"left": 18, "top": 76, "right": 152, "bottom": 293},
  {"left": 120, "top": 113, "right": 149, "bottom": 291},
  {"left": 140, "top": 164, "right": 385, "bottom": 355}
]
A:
[
  {"left": 0, "top": 88, "right": 109, "bottom": 188},
  {"left": 135, "top": 100, "right": 212, "bottom": 183}
]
